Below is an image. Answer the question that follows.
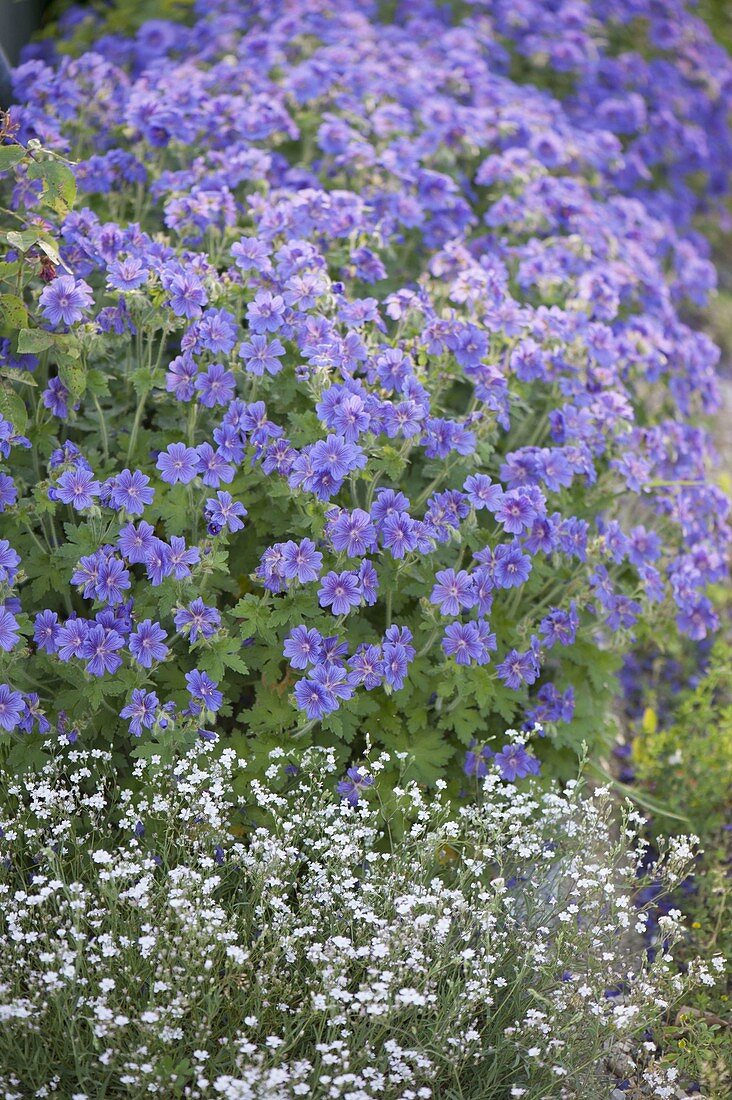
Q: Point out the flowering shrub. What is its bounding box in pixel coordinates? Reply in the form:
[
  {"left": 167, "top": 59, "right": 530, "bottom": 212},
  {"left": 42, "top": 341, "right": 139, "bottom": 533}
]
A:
[
  {"left": 0, "top": 0, "right": 729, "bottom": 781},
  {"left": 0, "top": 737, "right": 725, "bottom": 1099}
]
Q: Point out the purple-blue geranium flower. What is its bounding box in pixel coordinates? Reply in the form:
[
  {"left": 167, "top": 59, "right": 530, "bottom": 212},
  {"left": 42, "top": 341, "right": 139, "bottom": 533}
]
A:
[
  {"left": 337, "top": 767, "right": 374, "bottom": 806},
  {"left": 107, "top": 468, "right": 155, "bottom": 514},
  {"left": 430, "top": 568, "right": 476, "bottom": 617},
  {"left": 118, "top": 520, "right": 156, "bottom": 564},
  {"left": 358, "top": 559, "right": 379, "bottom": 605},
  {"left": 496, "top": 645, "right": 541, "bottom": 691},
  {"left": 144, "top": 538, "right": 172, "bottom": 586},
  {"left": 494, "top": 488, "right": 538, "bottom": 535},
  {"left": 284, "top": 626, "right": 323, "bottom": 670},
  {"left": 57, "top": 618, "right": 90, "bottom": 662},
  {"left": 166, "top": 271, "right": 207, "bottom": 319},
  {"left": 318, "top": 570, "right": 362, "bottom": 615},
  {"left": 328, "top": 508, "right": 377, "bottom": 557},
  {"left": 463, "top": 742, "right": 494, "bottom": 779},
  {"left": 540, "top": 603, "right": 579, "bottom": 648},
  {"left": 168, "top": 536, "right": 200, "bottom": 579},
  {"left": 380, "top": 511, "right": 419, "bottom": 558},
  {"left": 371, "top": 488, "right": 410, "bottom": 528},
  {"left": 195, "top": 363, "right": 236, "bottom": 408},
  {"left": 0, "top": 473, "right": 17, "bottom": 511},
  {"left": 463, "top": 474, "right": 504, "bottom": 511},
  {"left": 0, "top": 607, "right": 20, "bottom": 652},
  {"left": 312, "top": 662, "right": 354, "bottom": 703},
  {"left": 0, "top": 540, "right": 20, "bottom": 585},
  {"left": 293, "top": 677, "right": 336, "bottom": 720},
  {"left": 196, "top": 443, "right": 235, "bottom": 488},
  {"left": 174, "top": 598, "right": 220, "bottom": 643},
  {"left": 156, "top": 443, "right": 200, "bottom": 485},
  {"left": 185, "top": 669, "right": 223, "bottom": 712},
  {"left": 494, "top": 743, "right": 541, "bottom": 782},
  {"left": 442, "top": 621, "right": 490, "bottom": 666},
  {"left": 382, "top": 641, "right": 409, "bottom": 690},
  {"left": 247, "top": 290, "right": 286, "bottom": 333},
  {"left": 80, "top": 624, "right": 125, "bottom": 677},
  {"left": 281, "top": 539, "right": 323, "bottom": 584},
  {"left": 0, "top": 684, "right": 24, "bottom": 731},
  {"left": 55, "top": 467, "right": 101, "bottom": 511},
  {"left": 204, "top": 491, "right": 247, "bottom": 534},
  {"left": 129, "top": 619, "right": 169, "bottom": 668},
  {"left": 94, "top": 556, "right": 131, "bottom": 605},
  {"left": 493, "top": 544, "right": 532, "bottom": 589},
  {"left": 42, "top": 376, "right": 69, "bottom": 418},
  {"left": 107, "top": 257, "right": 149, "bottom": 292},
  {"left": 39, "top": 275, "right": 93, "bottom": 327},
  {"left": 166, "top": 353, "right": 198, "bottom": 401},
  {"left": 120, "top": 688, "right": 160, "bottom": 736},
  {"left": 239, "top": 334, "right": 286, "bottom": 376},
  {"left": 348, "top": 644, "right": 384, "bottom": 688},
  {"left": 33, "top": 609, "right": 61, "bottom": 654},
  {"left": 310, "top": 435, "right": 366, "bottom": 481}
]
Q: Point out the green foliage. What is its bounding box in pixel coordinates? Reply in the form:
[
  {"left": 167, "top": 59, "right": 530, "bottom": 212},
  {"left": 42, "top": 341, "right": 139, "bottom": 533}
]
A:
[{"left": 632, "top": 638, "right": 732, "bottom": 837}]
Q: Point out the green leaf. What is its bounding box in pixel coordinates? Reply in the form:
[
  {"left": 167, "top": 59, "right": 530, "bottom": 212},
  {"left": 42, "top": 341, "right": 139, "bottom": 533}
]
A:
[
  {"left": 0, "top": 146, "right": 26, "bottom": 173},
  {"left": 35, "top": 233, "right": 62, "bottom": 267},
  {"left": 6, "top": 229, "right": 41, "bottom": 253},
  {"left": 0, "top": 294, "right": 28, "bottom": 337},
  {"left": 57, "top": 355, "right": 87, "bottom": 400},
  {"left": 0, "top": 384, "right": 28, "bottom": 431},
  {"left": 17, "top": 328, "right": 55, "bottom": 354},
  {"left": 0, "top": 368, "right": 36, "bottom": 386},
  {"left": 27, "top": 159, "right": 77, "bottom": 216}
]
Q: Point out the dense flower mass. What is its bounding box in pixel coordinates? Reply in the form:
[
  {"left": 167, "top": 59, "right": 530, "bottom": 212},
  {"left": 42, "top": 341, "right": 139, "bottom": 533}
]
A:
[
  {"left": 0, "top": 0, "right": 729, "bottom": 782},
  {"left": 0, "top": 739, "right": 724, "bottom": 1099}
]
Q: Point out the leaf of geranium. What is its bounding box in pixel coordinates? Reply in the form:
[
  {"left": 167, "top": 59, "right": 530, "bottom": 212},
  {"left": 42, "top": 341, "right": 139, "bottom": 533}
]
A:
[
  {"left": 6, "top": 229, "right": 42, "bottom": 253},
  {"left": 57, "top": 355, "right": 87, "bottom": 400},
  {"left": 0, "top": 294, "right": 28, "bottom": 338},
  {"left": 0, "top": 146, "right": 26, "bottom": 172},
  {"left": 17, "top": 328, "right": 56, "bottom": 354},
  {"left": 0, "top": 384, "right": 28, "bottom": 432},
  {"left": 27, "top": 159, "right": 77, "bottom": 216}
]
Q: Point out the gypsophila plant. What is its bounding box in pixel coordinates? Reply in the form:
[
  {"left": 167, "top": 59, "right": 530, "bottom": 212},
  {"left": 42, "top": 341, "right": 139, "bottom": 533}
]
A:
[
  {"left": 0, "top": 0, "right": 729, "bottom": 783},
  {"left": 0, "top": 736, "right": 725, "bottom": 1099}
]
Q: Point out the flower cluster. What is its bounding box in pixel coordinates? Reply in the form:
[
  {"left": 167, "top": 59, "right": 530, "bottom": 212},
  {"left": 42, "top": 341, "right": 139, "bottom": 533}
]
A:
[
  {"left": 0, "top": 737, "right": 724, "bottom": 1098},
  {"left": 0, "top": 0, "right": 728, "bottom": 781}
]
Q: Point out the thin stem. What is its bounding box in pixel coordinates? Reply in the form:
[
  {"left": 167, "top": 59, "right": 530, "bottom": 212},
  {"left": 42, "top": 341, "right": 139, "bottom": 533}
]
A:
[
  {"left": 92, "top": 393, "right": 109, "bottom": 462},
  {"left": 125, "top": 388, "right": 149, "bottom": 463}
]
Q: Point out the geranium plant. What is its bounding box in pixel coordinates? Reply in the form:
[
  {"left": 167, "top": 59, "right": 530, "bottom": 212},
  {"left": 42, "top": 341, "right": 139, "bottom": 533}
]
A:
[{"left": 0, "top": 0, "right": 728, "bottom": 784}]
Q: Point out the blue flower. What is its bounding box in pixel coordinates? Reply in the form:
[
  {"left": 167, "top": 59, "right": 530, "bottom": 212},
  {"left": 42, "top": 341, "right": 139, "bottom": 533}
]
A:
[
  {"left": 318, "top": 571, "right": 362, "bottom": 615},
  {"left": 174, "top": 598, "right": 220, "bottom": 643},
  {"left": 0, "top": 684, "right": 24, "bottom": 731},
  {"left": 156, "top": 443, "right": 199, "bottom": 484},
  {"left": 80, "top": 624, "right": 125, "bottom": 677},
  {"left": 129, "top": 619, "right": 169, "bottom": 668},
  {"left": 494, "top": 743, "right": 541, "bottom": 782},
  {"left": 0, "top": 607, "right": 20, "bottom": 652},
  {"left": 430, "top": 569, "right": 476, "bottom": 617},
  {"left": 336, "top": 767, "right": 374, "bottom": 806},
  {"left": 185, "top": 669, "right": 223, "bottom": 712},
  {"left": 120, "top": 688, "right": 160, "bottom": 736},
  {"left": 39, "top": 275, "right": 93, "bottom": 327},
  {"left": 293, "top": 677, "right": 335, "bottom": 720},
  {"left": 107, "top": 468, "right": 155, "bottom": 514},
  {"left": 284, "top": 626, "right": 323, "bottom": 670},
  {"left": 33, "top": 610, "right": 61, "bottom": 654},
  {"left": 204, "top": 491, "right": 247, "bottom": 534},
  {"left": 55, "top": 468, "right": 101, "bottom": 511},
  {"left": 281, "top": 539, "right": 323, "bottom": 584},
  {"left": 195, "top": 363, "right": 236, "bottom": 408}
]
